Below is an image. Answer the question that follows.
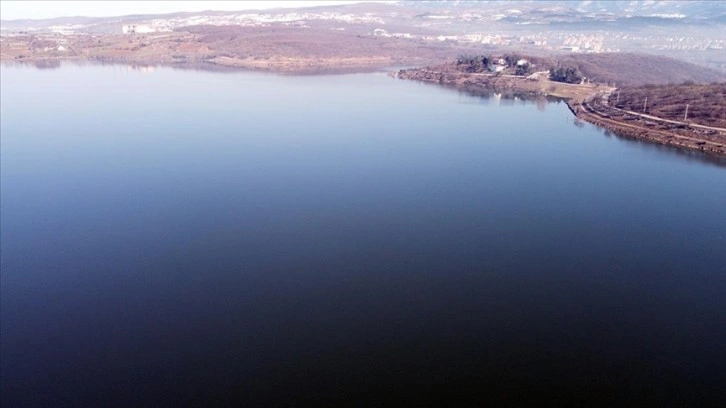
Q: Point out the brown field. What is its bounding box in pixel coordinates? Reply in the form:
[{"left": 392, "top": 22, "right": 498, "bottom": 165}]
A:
[
  {"left": 610, "top": 83, "right": 726, "bottom": 127},
  {"left": 557, "top": 53, "right": 725, "bottom": 87}
]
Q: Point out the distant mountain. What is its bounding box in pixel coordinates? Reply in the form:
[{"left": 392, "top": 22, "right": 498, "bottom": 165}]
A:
[
  {"left": 399, "top": 1, "right": 726, "bottom": 22},
  {"left": 571, "top": 1, "right": 725, "bottom": 19},
  {"left": 3, "top": 1, "right": 723, "bottom": 32}
]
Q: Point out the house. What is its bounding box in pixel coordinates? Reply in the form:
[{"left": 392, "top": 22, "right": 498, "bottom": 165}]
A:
[
  {"left": 122, "top": 24, "right": 155, "bottom": 34},
  {"left": 560, "top": 46, "right": 580, "bottom": 53},
  {"left": 516, "top": 59, "right": 529, "bottom": 66}
]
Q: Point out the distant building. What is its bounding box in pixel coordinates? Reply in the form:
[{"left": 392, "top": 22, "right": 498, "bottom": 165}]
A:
[
  {"left": 516, "top": 59, "right": 529, "bottom": 66},
  {"left": 463, "top": 34, "right": 482, "bottom": 42},
  {"left": 122, "top": 24, "right": 155, "bottom": 34},
  {"left": 560, "top": 46, "right": 580, "bottom": 53}
]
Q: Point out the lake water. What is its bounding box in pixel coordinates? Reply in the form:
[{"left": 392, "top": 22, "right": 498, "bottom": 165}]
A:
[{"left": 1, "top": 62, "right": 725, "bottom": 406}]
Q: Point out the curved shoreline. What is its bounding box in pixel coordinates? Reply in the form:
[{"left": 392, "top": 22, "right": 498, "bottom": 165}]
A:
[
  {"left": 567, "top": 99, "right": 726, "bottom": 157},
  {"left": 397, "top": 67, "right": 726, "bottom": 158}
]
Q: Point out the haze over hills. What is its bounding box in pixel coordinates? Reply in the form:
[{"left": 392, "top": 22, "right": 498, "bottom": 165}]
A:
[
  {"left": 405, "top": 1, "right": 726, "bottom": 20},
  {"left": 3, "top": 1, "right": 724, "bottom": 31}
]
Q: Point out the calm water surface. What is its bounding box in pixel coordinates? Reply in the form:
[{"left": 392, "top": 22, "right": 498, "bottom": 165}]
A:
[{"left": 1, "top": 63, "right": 725, "bottom": 406}]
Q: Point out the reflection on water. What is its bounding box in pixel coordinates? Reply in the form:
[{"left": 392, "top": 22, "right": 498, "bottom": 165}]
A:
[
  {"left": 425, "top": 79, "right": 566, "bottom": 114},
  {"left": 599, "top": 126, "right": 726, "bottom": 167},
  {"left": 0, "top": 59, "right": 394, "bottom": 76},
  {"left": 5, "top": 58, "right": 62, "bottom": 69},
  {"left": 433, "top": 76, "right": 726, "bottom": 169},
  {"left": 128, "top": 64, "right": 155, "bottom": 73}
]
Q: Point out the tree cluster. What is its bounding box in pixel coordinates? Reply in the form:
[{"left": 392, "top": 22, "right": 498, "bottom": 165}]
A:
[
  {"left": 456, "top": 55, "right": 491, "bottom": 73},
  {"left": 503, "top": 54, "right": 521, "bottom": 68},
  {"left": 515, "top": 63, "right": 532, "bottom": 76},
  {"left": 549, "top": 67, "right": 583, "bottom": 84}
]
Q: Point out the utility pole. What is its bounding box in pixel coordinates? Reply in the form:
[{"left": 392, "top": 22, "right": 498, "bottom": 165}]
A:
[
  {"left": 616, "top": 90, "right": 620, "bottom": 105},
  {"left": 643, "top": 96, "right": 647, "bottom": 113},
  {"left": 684, "top": 104, "right": 689, "bottom": 121}
]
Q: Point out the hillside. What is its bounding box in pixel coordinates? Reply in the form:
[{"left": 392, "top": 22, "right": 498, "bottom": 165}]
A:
[
  {"left": 609, "top": 83, "right": 726, "bottom": 127},
  {"left": 558, "top": 53, "right": 725, "bottom": 86}
]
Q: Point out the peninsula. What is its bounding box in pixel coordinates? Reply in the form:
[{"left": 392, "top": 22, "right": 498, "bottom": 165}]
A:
[{"left": 398, "top": 56, "right": 726, "bottom": 157}]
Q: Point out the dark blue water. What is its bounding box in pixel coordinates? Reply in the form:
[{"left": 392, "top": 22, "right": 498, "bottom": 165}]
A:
[{"left": 2, "top": 63, "right": 725, "bottom": 407}]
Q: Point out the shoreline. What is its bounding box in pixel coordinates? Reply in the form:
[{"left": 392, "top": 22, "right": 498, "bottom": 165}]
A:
[
  {"left": 397, "top": 67, "right": 726, "bottom": 158},
  {"left": 566, "top": 99, "right": 726, "bottom": 157},
  {"left": 1, "top": 55, "right": 422, "bottom": 75}
]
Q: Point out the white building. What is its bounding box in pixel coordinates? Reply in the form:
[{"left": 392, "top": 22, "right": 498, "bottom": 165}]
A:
[
  {"left": 122, "top": 24, "right": 155, "bottom": 34},
  {"left": 463, "top": 34, "right": 482, "bottom": 42}
]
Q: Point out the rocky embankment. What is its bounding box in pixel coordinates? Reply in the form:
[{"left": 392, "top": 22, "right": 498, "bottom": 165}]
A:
[{"left": 568, "top": 98, "right": 726, "bottom": 157}]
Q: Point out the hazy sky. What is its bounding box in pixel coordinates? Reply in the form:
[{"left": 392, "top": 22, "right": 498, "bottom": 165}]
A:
[{"left": 0, "top": 1, "right": 389, "bottom": 20}]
